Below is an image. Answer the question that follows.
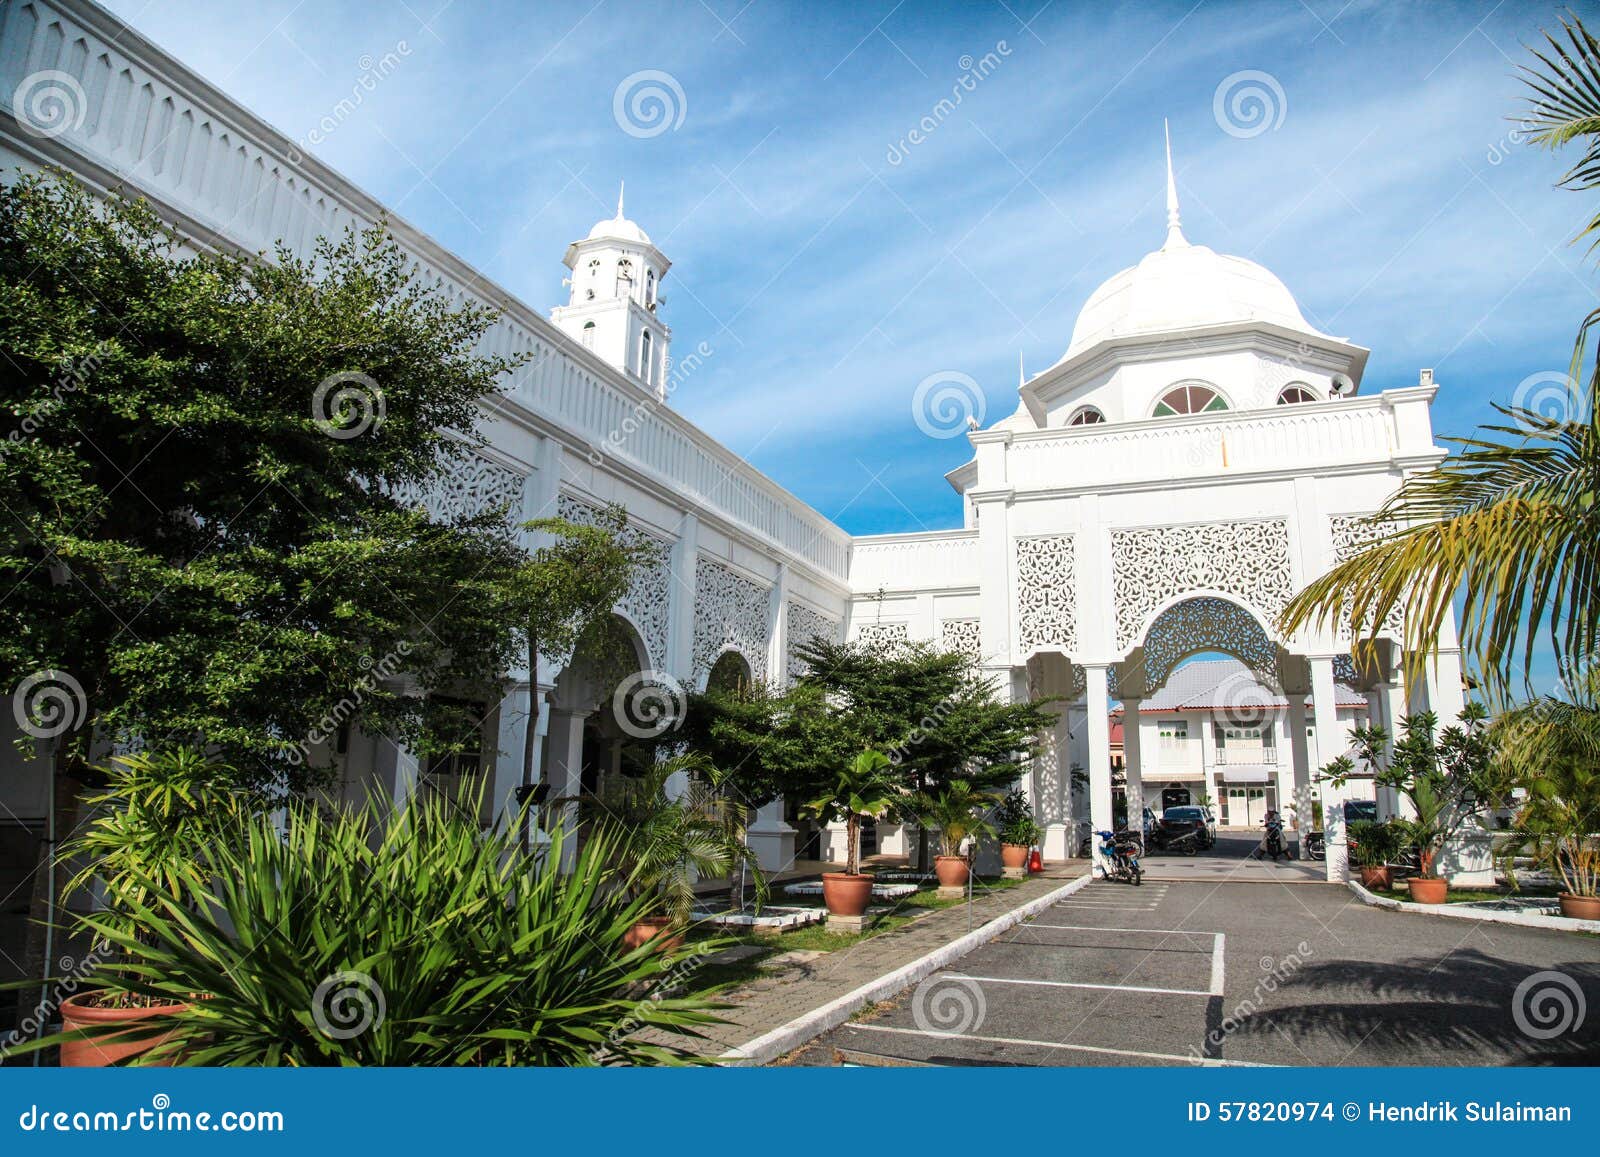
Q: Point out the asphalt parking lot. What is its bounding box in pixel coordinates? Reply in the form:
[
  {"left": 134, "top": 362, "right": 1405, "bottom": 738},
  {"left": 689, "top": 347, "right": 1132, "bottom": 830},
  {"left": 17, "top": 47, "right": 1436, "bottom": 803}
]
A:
[{"left": 802, "top": 879, "right": 1600, "bottom": 1066}]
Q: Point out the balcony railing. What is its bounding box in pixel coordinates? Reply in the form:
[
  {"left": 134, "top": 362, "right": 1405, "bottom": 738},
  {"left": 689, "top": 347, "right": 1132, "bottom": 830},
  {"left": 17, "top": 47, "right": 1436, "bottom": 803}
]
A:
[{"left": 1214, "top": 747, "right": 1279, "bottom": 766}]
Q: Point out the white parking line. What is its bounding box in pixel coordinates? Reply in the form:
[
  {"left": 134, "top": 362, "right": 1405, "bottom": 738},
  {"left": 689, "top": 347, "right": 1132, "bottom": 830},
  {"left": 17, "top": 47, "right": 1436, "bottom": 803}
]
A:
[
  {"left": 947, "top": 973, "right": 1214, "bottom": 998},
  {"left": 846, "top": 1022, "right": 1273, "bottom": 1067},
  {"left": 1026, "top": 923, "right": 1220, "bottom": 936},
  {"left": 1210, "top": 932, "right": 1226, "bottom": 996}
]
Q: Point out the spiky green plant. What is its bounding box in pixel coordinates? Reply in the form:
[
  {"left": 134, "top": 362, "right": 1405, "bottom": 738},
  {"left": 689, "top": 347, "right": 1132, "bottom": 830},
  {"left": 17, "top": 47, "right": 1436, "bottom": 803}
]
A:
[
  {"left": 26, "top": 790, "right": 727, "bottom": 1065},
  {"left": 61, "top": 747, "right": 255, "bottom": 949}
]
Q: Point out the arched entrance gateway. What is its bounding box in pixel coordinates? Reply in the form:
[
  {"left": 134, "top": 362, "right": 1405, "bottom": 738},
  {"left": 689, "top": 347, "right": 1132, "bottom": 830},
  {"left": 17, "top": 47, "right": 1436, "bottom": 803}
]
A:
[{"left": 846, "top": 144, "right": 1474, "bottom": 884}]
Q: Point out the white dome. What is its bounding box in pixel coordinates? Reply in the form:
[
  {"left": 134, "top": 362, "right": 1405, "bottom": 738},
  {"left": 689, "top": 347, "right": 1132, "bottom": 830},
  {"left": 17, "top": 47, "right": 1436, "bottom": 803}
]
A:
[
  {"left": 1061, "top": 125, "right": 1323, "bottom": 363},
  {"left": 585, "top": 213, "right": 651, "bottom": 245},
  {"left": 1063, "top": 239, "right": 1323, "bottom": 361}
]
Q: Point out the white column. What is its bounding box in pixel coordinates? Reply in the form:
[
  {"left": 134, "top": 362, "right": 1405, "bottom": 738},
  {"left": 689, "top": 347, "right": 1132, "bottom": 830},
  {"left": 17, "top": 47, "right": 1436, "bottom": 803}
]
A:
[
  {"left": 1310, "top": 656, "right": 1349, "bottom": 882},
  {"left": 381, "top": 739, "right": 420, "bottom": 810},
  {"left": 1271, "top": 710, "right": 1293, "bottom": 822},
  {"left": 1367, "top": 681, "right": 1403, "bottom": 820},
  {"left": 766, "top": 565, "right": 790, "bottom": 686},
  {"left": 1198, "top": 714, "right": 1219, "bottom": 815},
  {"left": 1122, "top": 697, "right": 1144, "bottom": 825},
  {"left": 666, "top": 512, "right": 698, "bottom": 683},
  {"left": 747, "top": 799, "right": 797, "bottom": 872},
  {"left": 545, "top": 707, "right": 587, "bottom": 868},
  {"left": 1041, "top": 699, "right": 1076, "bottom": 861},
  {"left": 1424, "top": 648, "right": 1467, "bottom": 727},
  {"left": 1085, "top": 664, "right": 1113, "bottom": 873},
  {"left": 1287, "top": 696, "right": 1313, "bottom": 857},
  {"left": 490, "top": 681, "right": 533, "bottom": 830}
]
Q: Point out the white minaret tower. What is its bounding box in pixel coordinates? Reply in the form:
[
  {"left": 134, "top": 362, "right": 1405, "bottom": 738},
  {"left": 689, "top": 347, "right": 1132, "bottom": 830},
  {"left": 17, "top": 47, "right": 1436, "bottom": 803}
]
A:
[{"left": 551, "top": 183, "right": 672, "bottom": 397}]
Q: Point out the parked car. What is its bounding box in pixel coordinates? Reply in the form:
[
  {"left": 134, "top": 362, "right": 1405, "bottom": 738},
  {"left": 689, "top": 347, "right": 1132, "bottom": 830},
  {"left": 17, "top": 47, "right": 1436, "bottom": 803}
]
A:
[{"left": 1162, "top": 805, "right": 1216, "bottom": 847}]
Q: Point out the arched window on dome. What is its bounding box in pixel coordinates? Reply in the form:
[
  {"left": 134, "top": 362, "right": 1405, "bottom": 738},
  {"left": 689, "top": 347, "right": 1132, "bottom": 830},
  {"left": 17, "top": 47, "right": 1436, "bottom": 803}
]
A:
[
  {"left": 615, "top": 258, "right": 633, "bottom": 299},
  {"left": 1276, "top": 383, "right": 1319, "bottom": 405},
  {"left": 1153, "top": 383, "right": 1228, "bottom": 418},
  {"left": 640, "top": 330, "right": 653, "bottom": 384},
  {"left": 1067, "top": 405, "right": 1106, "bottom": 427},
  {"left": 645, "top": 269, "right": 656, "bottom": 306},
  {"left": 581, "top": 321, "right": 596, "bottom": 350}
]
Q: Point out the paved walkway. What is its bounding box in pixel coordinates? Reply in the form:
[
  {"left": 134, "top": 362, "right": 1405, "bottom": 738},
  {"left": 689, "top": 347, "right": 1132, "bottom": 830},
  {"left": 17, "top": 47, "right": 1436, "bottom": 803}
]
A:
[
  {"left": 674, "top": 863, "right": 1089, "bottom": 1058},
  {"left": 795, "top": 878, "right": 1600, "bottom": 1066}
]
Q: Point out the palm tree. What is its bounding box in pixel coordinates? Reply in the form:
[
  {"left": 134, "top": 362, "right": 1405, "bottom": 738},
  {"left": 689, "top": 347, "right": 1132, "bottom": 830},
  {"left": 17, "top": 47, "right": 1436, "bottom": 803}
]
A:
[
  {"left": 915, "top": 779, "right": 1000, "bottom": 858},
  {"left": 583, "top": 753, "right": 765, "bottom": 926},
  {"left": 1279, "top": 15, "right": 1600, "bottom": 697}
]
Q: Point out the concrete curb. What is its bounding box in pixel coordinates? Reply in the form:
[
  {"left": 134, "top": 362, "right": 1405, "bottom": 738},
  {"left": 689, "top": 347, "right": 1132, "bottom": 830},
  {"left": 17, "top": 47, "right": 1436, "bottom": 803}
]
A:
[
  {"left": 718, "top": 872, "right": 1095, "bottom": 1065},
  {"left": 1346, "top": 880, "right": 1600, "bottom": 934}
]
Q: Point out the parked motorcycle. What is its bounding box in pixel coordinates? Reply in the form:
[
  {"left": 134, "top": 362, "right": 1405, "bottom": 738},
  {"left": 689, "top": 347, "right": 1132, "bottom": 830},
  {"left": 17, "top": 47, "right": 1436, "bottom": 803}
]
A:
[
  {"left": 1146, "top": 821, "right": 1204, "bottom": 856},
  {"left": 1257, "top": 812, "right": 1290, "bottom": 862},
  {"left": 1097, "top": 830, "right": 1143, "bottom": 885},
  {"left": 1305, "top": 830, "right": 1325, "bottom": 860}
]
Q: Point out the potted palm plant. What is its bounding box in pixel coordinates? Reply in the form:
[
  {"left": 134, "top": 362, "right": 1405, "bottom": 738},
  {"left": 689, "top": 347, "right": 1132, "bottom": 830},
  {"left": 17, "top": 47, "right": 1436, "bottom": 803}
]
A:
[
  {"left": 1347, "top": 819, "right": 1400, "bottom": 891},
  {"left": 1494, "top": 687, "right": 1600, "bottom": 920},
  {"left": 801, "top": 749, "right": 903, "bottom": 917},
  {"left": 584, "top": 754, "right": 765, "bottom": 950},
  {"left": 994, "top": 787, "right": 1042, "bottom": 876},
  {"left": 916, "top": 780, "right": 999, "bottom": 890},
  {"left": 55, "top": 747, "right": 250, "bottom": 1066}
]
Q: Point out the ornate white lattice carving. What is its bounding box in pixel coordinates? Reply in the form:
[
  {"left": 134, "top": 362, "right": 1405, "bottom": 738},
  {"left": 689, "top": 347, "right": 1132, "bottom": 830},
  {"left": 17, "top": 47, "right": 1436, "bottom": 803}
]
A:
[
  {"left": 692, "top": 559, "right": 770, "bottom": 684},
  {"left": 1136, "top": 597, "right": 1280, "bottom": 693},
  {"left": 390, "top": 452, "right": 524, "bottom": 524},
  {"left": 855, "top": 621, "right": 909, "bottom": 652},
  {"left": 1329, "top": 514, "right": 1404, "bottom": 640},
  {"left": 1111, "top": 520, "right": 1293, "bottom": 650},
  {"left": 557, "top": 493, "right": 673, "bottom": 669},
  {"left": 941, "top": 618, "right": 981, "bottom": 659},
  {"left": 787, "top": 602, "right": 841, "bottom": 681},
  {"left": 1016, "top": 535, "right": 1077, "bottom": 654}
]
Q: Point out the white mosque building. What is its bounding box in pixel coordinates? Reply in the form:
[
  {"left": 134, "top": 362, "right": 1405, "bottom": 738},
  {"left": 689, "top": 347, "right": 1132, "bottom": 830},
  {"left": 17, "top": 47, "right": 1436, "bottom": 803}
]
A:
[{"left": 0, "top": 0, "right": 1476, "bottom": 888}]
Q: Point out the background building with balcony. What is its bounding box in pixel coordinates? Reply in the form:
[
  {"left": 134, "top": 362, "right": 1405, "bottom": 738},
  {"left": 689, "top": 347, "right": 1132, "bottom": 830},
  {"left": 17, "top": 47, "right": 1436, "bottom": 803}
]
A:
[{"left": 1111, "top": 658, "right": 1372, "bottom": 831}]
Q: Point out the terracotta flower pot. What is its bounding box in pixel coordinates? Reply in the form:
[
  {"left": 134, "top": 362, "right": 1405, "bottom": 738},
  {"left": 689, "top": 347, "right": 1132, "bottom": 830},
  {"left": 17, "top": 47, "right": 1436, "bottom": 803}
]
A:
[
  {"left": 820, "top": 872, "right": 875, "bottom": 917},
  {"left": 1359, "top": 865, "right": 1392, "bottom": 891},
  {"left": 59, "top": 991, "right": 186, "bottom": 1068},
  {"left": 1001, "top": 844, "right": 1030, "bottom": 870},
  {"left": 1406, "top": 877, "right": 1449, "bottom": 905},
  {"left": 622, "top": 916, "right": 684, "bottom": 952},
  {"left": 935, "top": 855, "right": 971, "bottom": 889},
  {"left": 1558, "top": 893, "right": 1600, "bottom": 921}
]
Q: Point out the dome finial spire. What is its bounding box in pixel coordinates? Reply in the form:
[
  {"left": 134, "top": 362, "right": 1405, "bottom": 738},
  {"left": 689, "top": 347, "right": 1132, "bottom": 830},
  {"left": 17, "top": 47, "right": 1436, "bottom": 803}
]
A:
[
  {"left": 616, "top": 180, "right": 625, "bottom": 220},
  {"left": 1163, "top": 119, "right": 1188, "bottom": 250}
]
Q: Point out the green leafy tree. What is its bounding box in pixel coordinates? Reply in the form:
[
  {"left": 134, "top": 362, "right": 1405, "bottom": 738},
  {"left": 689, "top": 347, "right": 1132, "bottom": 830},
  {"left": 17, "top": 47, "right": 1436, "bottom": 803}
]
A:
[
  {"left": 680, "top": 641, "right": 1054, "bottom": 867},
  {"left": 0, "top": 173, "right": 646, "bottom": 1019},
  {"left": 1321, "top": 706, "right": 1500, "bottom": 880}
]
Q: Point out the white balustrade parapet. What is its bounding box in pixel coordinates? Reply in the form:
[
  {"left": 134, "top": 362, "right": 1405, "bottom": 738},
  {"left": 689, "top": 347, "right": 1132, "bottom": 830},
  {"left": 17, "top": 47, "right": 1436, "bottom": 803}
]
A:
[
  {"left": 849, "top": 529, "right": 979, "bottom": 594},
  {"left": 0, "top": 0, "right": 850, "bottom": 583},
  {"left": 992, "top": 390, "right": 1443, "bottom": 495}
]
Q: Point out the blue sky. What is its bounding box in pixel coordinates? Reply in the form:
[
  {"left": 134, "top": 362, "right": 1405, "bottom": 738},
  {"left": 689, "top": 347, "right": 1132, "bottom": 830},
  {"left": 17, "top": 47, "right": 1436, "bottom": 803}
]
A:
[{"left": 105, "top": 0, "right": 1598, "bottom": 690}]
